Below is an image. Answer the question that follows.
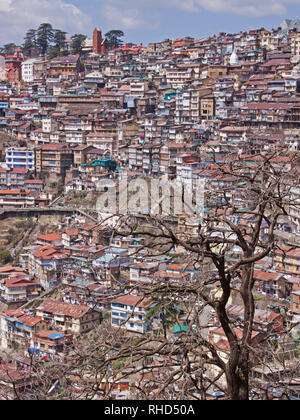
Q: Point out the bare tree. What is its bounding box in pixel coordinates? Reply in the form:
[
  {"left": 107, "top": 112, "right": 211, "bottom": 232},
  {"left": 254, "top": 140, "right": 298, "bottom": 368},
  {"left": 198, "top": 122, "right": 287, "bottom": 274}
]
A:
[
  {"left": 104, "top": 150, "right": 300, "bottom": 400},
  {"left": 1, "top": 150, "right": 299, "bottom": 400}
]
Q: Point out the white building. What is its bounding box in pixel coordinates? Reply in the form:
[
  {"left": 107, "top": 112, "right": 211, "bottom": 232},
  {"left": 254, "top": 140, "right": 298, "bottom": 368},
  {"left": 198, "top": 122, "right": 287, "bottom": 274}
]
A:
[
  {"left": 0, "top": 55, "right": 7, "bottom": 81},
  {"left": 175, "top": 90, "right": 191, "bottom": 124},
  {"left": 6, "top": 147, "right": 35, "bottom": 171},
  {"left": 110, "top": 294, "right": 151, "bottom": 334},
  {"left": 130, "top": 79, "right": 149, "bottom": 98},
  {"left": 166, "top": 69, "right": 193, "bottom": 89},
  {"left": 229, "top": 50, "right": 239, "bottom": 66},
  {"left": 42, "top": 117, "right": 58, "bottom": 134},
  {"left": 21, "top": 58, "right": 41, "bottom": 83},
  {"left": 289, "top": 185, "right": 300, "bottom": 232}
]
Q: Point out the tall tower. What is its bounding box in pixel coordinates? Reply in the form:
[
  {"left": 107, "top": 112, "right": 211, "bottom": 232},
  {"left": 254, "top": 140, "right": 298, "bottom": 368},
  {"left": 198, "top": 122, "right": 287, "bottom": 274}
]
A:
[{"left": 93, "top": 27, "right": 102, "bottom": 54}]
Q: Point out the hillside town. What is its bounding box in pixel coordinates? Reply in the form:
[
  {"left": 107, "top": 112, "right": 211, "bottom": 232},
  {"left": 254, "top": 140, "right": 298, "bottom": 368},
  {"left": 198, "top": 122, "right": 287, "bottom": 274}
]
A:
[{"left": 0, "top": 19, "right": 299, "bottom": 400}]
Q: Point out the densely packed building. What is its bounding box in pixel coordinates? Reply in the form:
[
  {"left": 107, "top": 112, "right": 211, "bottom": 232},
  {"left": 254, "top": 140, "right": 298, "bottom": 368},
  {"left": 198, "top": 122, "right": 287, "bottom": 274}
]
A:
[{"left": 0, "top": 21, "right": 299, "bottom": 399}]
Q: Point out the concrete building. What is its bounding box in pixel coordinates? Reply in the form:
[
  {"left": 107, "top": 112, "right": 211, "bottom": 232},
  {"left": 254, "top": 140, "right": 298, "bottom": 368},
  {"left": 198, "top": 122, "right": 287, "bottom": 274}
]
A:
[
  {"left": 35, "top": 143, "right": 73, "bottom": 175},
  {"left": 6, "top": 147, "right": 35, "bottom": 171},
  {"left": 35, "top": 299, "right": 101, "bottom": 335},
  {"left": 21, "top": 58, "right": 41, "bottom": 83},
  {"left": 111, "top": 294, "right": 151, "bottom": 334}
]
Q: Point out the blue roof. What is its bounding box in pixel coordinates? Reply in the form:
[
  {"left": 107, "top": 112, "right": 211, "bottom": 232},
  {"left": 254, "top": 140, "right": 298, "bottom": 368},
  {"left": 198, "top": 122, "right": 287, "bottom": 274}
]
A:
[
  {"left": 72, "top": 279, "right": 85, "bottom": 285},
  {"left": 95, "top": 254, "right": 115, "bottom": 263},
  {"left": 48, "top": 333, "right": 64, "bottom": 340},
  {"left": 173, "top": 324, "right": 188, "bottom": 333}
]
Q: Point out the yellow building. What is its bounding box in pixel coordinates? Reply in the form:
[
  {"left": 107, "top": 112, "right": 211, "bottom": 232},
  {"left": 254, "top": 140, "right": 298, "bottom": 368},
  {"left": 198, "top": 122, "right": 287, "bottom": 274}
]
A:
[{"left": 274, "top": 246, "right": 300, "bottom": 275}]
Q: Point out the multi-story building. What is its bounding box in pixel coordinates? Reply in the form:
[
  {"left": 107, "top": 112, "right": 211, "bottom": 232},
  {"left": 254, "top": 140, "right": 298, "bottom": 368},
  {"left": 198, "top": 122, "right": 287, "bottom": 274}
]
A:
[
  {"left": 65, "top": 131, "right": 86, "bottom": 145},
  {"left": 117, "top": 119, "right": 139, "bottom": 150},
  {"left": 290, "top": 32, "right": 300, "bottom": 57},
  {"left": 110, "top": 294, "right": 151, "bottom": 334},
  {"left": 26, "top": 244, "right": 68, "bottom": 290},
  {"left": 35, "top": 143, "right": 73, "bottom": 175},
  {"left": 21, "top": 58, "right": 42, "bottom": 83},
  {"left": 200, "top": 95, "right": 215, "bottom": 120},
  {"left": 48, "top": 55, "right": 79, "bottom": 77},
  {"left": 5, "top": 54, "right": 22, "bottom": 84},
  {"left": 291, "top": 290, "right": 300, "bottom": 315},
  {"left": 32, "top": 329, "right": 73, "bottom": 360},
  {"left": 0, "top": 277, "right": 41, "bottom": 306},
  {"left": 0, "top": 54, "right": 6, "bottom": 82},
  {"left": 129, "top": 262, "right": 161, "bottom": 286},
  {"left": 6, "top": 147, "right": 35, "bottom": 171},
  {"left": 0, "top": 168, "right": 28, "bottom": 189},
  {"left": 274, "top": 246, "right": 300, "bottom": 276},
  {"left": 130, "top": 79, "right": 149, "bottom": 99},
  {"left": 0, "top": 190, "right": 35, "bottom": 208},
  {"left": 35, "top": 299, "right": 101, "bottom": 335},
  {"left": 86, "top": 133, "right": 117, "bottom": 154},
  {"left": 0, "top": 309, "right": 47, "bottom": 350},
  {"left": 42, "top": 117, "right": 58, "bottom": 134},
  {"left": 0, "top": 309, "right": 72, "bottom": 360},
  {"left": 166, "top": 69, "right": 193, "bottom": 89},
  {"left": 128, "top": 144, "right": 143, "bottom": 172},
  {"left": 175, "top": 90, "right": 191, "bottom": 124}
]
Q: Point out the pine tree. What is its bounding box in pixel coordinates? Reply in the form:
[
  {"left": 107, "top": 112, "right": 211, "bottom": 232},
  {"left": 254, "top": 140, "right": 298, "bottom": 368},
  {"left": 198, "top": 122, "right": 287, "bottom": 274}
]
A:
[
  {"left": 71, "top": 34, "right": 86, "bottom": 55},
  {"left": 53, "top": 30, "right": 67, "bottom": 52},
  {"left": 23, "top": 29, "right": 37, "bottom": 57},
  {"left": 104, "top": 30, "right": 124, "bottom": 49},
  {"left": 36, "top": 23, "right": 54, "bottom": 56}
]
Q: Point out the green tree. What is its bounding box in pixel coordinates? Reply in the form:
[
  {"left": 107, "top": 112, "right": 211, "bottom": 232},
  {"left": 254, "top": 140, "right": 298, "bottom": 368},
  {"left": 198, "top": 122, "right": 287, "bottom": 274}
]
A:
[
  {"left": 36, "top": 23, "right": 54, "bottom": 56},
  {"left": 0, "top": 249, "right": 12, "bottom": 265},
  {"left": 71, "top": 34, "right": 86, "bottom": 55},
  {"left": 3, "top": 43, "right": 16, "bottom": 55},
  {"left": 23, "top": 29, "right": 37, "bottom": 57},
  {"left": 48, "top": 46, "right": 60, "bottom": 60},
  {"left": 104, "top": 30, "right": 124, "bottom": 49},
  {"left": 145, "top": 290, "right": 181, "bottom": 339},
  {"left": 53, "top": 29, "right": 67, "bottom": 52}
]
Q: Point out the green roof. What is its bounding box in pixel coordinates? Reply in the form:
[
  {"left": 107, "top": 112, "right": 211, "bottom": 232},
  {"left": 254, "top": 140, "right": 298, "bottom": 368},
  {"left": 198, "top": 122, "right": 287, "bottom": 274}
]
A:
[{"left": 173, "top": 324, "right": 188, "bottom": 333}]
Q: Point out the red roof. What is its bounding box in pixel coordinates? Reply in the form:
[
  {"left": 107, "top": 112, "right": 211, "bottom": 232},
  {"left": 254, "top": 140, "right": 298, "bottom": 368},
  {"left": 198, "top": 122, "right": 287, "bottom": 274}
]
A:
[
  {"left": 5, "top": 277, "right": 39, "bottom": 288},
  {"left": 0, "top": 168, "right": 28, "bottom": 174},
  {"left": 18, "top": 315, "right": 43, "bottom": 327},
  {"left": 37, "top": 299, "right": 91, "bottom": 319},
  {"left": 38, "top": 143, "right": 71, "bottom": 151},
  {"left": 32, "top": 245, "right": 66, "bottom": 259},
  {"left": 112, "top": 294, "right": 151, "bottom": 308},
  {"left": 65, "top": 229, "right": 79, "bottom": 236},
  {"left": 0, "top": 190, "right": 31, "bottom": 195},
  {"left": 36, "top": 233, "right": 62, "bottom": 242},
  {"left": 25, "top": 179, "right": 43, "bottom": 184}
]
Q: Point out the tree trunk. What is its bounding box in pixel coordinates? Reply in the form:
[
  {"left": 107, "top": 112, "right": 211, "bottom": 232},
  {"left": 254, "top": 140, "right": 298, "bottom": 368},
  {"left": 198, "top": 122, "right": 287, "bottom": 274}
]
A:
[
  {"left": 227, "top": 372, "right": 249, "bottom": 400},
  {"left": 226, "top": 349, "right": 250, "bottom": 400}
]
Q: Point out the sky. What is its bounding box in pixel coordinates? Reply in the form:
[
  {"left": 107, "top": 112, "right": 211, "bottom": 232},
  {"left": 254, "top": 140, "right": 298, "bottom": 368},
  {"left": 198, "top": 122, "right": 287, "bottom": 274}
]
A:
[{"left": 0, "top": 0, "right": 300, "bottom": 46}]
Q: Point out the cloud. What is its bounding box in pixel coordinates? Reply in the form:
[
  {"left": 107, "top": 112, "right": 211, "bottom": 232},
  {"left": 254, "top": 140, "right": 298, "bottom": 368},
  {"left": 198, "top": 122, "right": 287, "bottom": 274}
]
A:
[
  {"left": 96, "top": 0, "right": 300, "bottom": 18},
  {"left": 0, "top": 0, "right": 13, "bottom": 12},
  {"left": 194, "top": 0, "right": 290, "bottom": 17},
  {"left": 2, "top": 0, "right": 300, "bottom": 45},
  {"left": 0, "top": 0, "right": 92, "bottom": 44},
  {"left": 102, "top": 4, "right": 159, "bottom": 30}
]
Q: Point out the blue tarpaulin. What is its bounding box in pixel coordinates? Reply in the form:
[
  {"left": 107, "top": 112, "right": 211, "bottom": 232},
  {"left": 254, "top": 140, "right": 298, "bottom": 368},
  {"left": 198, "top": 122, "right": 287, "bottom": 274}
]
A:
[{"left": 48, "top": 333, "right": 64, "bottom": 340}]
